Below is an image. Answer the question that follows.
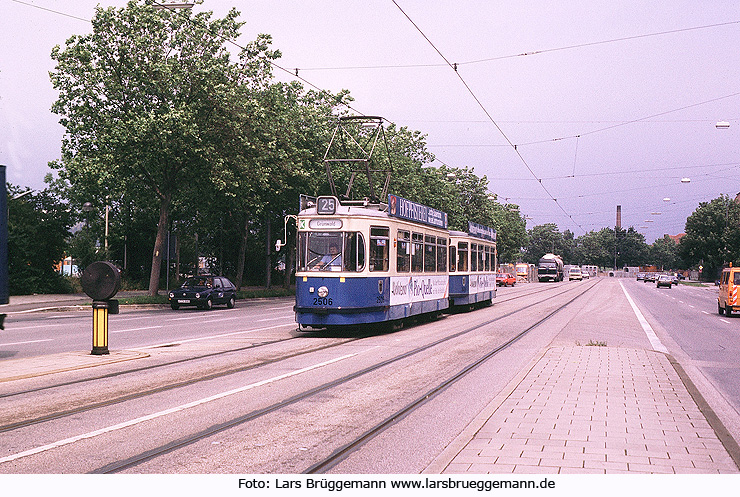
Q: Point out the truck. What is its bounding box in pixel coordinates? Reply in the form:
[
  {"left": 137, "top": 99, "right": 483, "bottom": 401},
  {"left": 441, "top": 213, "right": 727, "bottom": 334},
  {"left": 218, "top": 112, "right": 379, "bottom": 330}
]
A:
[{"left": 537, "top": 254, "right": 564, "bottom": 282}]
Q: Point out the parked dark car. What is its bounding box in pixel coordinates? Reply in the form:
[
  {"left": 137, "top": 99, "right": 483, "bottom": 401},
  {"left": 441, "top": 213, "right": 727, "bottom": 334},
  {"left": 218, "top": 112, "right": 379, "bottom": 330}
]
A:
[{"left": 169, "top": 276, "right": 237, "bottom": 310}]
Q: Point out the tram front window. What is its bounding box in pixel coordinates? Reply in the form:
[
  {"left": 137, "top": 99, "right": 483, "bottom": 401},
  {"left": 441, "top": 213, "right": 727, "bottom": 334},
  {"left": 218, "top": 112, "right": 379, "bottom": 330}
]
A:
[{"left": 298, "top": 231, "right": 365, "bottom": 272}]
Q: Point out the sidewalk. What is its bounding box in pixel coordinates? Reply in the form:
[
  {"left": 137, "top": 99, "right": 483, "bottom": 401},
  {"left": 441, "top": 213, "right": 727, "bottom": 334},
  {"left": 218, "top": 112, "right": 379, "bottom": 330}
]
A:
[{"left": 426, "top": 346, "right": 740, "bottom": 474}]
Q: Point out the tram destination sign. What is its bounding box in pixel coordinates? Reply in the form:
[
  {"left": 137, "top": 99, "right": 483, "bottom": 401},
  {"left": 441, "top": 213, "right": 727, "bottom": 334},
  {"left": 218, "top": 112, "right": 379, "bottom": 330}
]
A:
[
  {"left": 388, "top": 194, "right": 448, "bottom": 229},
  {"left": 468, "top": 221, "right": 496, "bottom": 241}
]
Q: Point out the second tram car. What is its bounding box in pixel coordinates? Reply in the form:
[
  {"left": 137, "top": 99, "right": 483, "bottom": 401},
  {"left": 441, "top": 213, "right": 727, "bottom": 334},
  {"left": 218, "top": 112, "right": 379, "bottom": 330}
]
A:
[{"left": 448, "top": 222, "right": 497, "bottom": 307}]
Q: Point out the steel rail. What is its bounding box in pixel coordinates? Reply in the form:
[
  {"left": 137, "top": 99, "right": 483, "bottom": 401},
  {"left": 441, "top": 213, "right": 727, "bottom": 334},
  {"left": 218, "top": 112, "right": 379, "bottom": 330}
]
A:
[
  {"left": 91, "top": 280, "right": 599, "bottom": 474},
  {"left": 304, "top": 279, "right": 601, "bottom": 473}
]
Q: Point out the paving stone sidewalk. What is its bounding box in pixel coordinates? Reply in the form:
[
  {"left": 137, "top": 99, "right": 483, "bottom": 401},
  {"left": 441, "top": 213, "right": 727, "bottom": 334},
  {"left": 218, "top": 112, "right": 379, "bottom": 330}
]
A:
[{"left": 433, "top": 346, "right": 739, "bottom": 474}]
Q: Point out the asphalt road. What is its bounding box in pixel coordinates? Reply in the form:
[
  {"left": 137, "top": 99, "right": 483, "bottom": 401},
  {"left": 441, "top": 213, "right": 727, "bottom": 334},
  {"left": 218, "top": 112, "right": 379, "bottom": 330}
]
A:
[
  {"left": 618, "top": 279, "right": 740, "bottom": 425},
  {"left": 1, "top": 278, "right": 739, "bottom": 474}
]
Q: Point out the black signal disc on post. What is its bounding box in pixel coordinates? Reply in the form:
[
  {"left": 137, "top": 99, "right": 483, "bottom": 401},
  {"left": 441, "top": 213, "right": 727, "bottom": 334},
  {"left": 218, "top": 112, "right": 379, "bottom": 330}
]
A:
[{"left": 81, "top": 261, "right": 121, "bottom": 301}]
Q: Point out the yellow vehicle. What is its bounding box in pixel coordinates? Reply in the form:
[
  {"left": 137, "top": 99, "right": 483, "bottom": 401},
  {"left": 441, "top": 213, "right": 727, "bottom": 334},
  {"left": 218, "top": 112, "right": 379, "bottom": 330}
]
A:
[{"left": 718, "top": 265, "right": 740, "bottom": 315}]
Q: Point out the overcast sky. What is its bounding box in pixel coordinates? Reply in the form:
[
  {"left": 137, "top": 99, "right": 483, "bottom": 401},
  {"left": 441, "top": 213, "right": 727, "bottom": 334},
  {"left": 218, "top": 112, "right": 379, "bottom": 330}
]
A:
[{"left": 1, "top": 0, "right": 739, "bottom": 243}]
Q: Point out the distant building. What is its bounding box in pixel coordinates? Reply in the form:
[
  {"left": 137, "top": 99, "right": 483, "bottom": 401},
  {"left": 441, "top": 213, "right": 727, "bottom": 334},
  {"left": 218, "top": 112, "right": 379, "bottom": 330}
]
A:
[
  {"left": 57, "top": 256, "right": 79, "bottom": 276},
  {"left": 665, "top": 233, "right": 685, "bottom": 244}
]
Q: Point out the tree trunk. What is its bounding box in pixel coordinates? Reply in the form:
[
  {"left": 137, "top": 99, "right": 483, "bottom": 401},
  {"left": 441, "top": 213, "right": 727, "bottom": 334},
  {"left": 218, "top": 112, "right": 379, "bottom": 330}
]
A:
[
  {"left": 148, "top": 192, "right": 171, "bottom": 296},
  {"left": 265, "top": 213, "right": 272, "bottom": 289},
  {"left": 234, "top": 214, "right": 248, "bottom": 289}
]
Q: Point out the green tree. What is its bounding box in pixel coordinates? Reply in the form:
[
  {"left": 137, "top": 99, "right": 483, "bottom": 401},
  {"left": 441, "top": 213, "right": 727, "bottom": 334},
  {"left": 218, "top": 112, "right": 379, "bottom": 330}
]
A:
[
  {"left": 650, "top": 235, "right": 680, "bottom": 271},
  {"left": 573, "top": 229, "right": 613, "bottom": 268},
  {"left": 50, "top": 1, "right": 276, "bottom": 295},
  {"left": 523, "top": 223, "right": 563, "bottom": 263},
  {"left": 616, "top": 227, "right": 649, "bottom": 267},
  {"left": 679, "top": 195, "right": 740, "bottom": 280},
  {"left": 7, "top": 179, "right": 73, "bottom": 295}
]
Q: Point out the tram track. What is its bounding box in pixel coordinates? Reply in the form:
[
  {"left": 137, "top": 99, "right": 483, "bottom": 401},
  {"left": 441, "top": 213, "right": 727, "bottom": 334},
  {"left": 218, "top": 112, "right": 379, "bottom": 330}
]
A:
[
  {"left": 0, "top": 281, "right": 580, "bottom": 431},
  {"left": 305, "top": 278, "right": 600, "bottom": 473},
  {"left": 86, "top": 279, "right": 600, "bottom": 474}
]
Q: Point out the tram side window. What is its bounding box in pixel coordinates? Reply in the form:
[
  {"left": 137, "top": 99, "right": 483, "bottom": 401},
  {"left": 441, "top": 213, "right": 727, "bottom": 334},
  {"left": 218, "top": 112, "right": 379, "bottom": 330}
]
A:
[
  {"left": 344, "top": 232, "right": 366, "bottom": 272},
  {"left": 412, "top": 233, "right": 424, "bottom": 272},
  {"left": 370, "top": 227, "right": 390, "bottom": 272},
  {"left": 437, "top": 237, "right": 447, "bottom": 272},
  {"left": 424, "top": 235, "right": 436, "bottom": 272},
  {"left": 397, "top": 230, "right": 410, "bottom": 272},
  {"left": 478, "top": 244, "right": 485, "bottom": 272},
  {"left": 484, "top": 245, "right": 491, "bottom": 271},
  {"left": 471, "top": 243, "right": 478, "bottom": 271},
  {"left": 457, "top": 242, "right": 468, "bottom": 272},
  {"left": 449, "top": 246, "right": 456, "bottom": 272}
]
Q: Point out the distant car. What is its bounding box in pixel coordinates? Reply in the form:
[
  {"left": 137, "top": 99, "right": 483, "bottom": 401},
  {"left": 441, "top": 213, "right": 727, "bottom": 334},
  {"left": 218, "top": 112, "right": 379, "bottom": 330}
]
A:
[
  {"left": 496, "top": 273, "right": 516, "bottom": 286},
  {"left": 656, "top": 274, "right": 673, "bottom": 288},
  {"left": 169, "top": 275, "right": 237, "bottom": 310},
  {"left": 568, "top": 267, "right": 583, "bottom": 280},
  {"left": 645, "top": 273, "right": 656, "bottom": 282},
  {"left": 581, "top": 268, "right": 590, "bottom": 279},
  {"left": 636, "top": 272, "right": 646, "bottom": 281}
]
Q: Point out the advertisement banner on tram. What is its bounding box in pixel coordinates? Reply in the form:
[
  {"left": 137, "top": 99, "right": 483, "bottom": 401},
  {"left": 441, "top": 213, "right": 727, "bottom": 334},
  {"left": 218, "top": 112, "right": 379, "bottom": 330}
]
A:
[
  {"left": 389, "top": 275, "right": 449, "bottom": 305},
  {"left": 388, "top": 194, "right": 448, "bottom": 229},
  {"left": 469, "top": 273, "right": 497, "bottom": 294}
]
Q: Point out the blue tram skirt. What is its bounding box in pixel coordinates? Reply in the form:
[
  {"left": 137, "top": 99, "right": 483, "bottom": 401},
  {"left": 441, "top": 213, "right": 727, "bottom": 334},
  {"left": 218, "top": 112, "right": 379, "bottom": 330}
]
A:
[{"left": 295, "top": 275, "right": 448, "bottom": 327}]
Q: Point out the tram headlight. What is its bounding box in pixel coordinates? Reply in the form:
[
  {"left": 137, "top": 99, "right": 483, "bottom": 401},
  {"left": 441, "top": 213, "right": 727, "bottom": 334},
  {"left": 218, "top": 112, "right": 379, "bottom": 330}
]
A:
[
  {"left": 195, "top": 293, "right": 201, "bottom": 299},
  {"left": 317, "top": 286, "right": 329, "bottom": 298}
]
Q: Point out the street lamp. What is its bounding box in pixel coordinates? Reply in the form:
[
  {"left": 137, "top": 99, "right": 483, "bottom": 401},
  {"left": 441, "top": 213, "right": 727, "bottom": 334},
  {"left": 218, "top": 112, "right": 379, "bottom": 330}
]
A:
[
  {"left": 11, "top": 189, "right": 35, "bottom": 200},
  {"left": 716, "top": 121, "right": 731, "bottom": 129},
  {"left": 82, "top": 202, "right": 94, "bottom": 228},
  {"left": 152, "top": 2, "right": 194, "bottom": 9}
]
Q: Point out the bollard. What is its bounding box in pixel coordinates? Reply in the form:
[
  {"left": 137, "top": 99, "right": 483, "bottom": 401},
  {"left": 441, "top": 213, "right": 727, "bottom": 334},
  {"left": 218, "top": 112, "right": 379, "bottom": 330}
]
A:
[
  {"left": 91, "top": 300, "right": 110, "bottom": 355},
  {"left": 81, "top": 261, "right": 120, "bottom": 356}
]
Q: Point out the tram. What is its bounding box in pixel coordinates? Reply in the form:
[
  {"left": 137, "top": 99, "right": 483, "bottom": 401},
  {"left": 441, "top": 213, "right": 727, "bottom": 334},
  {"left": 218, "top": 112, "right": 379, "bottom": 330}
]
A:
[
  {"left": 292, "top": 194, "right": 497, "bottom": 329},
  {"left": 448, "top": 222, "right": 497, "bottom": 308},
  {"left": 294, "top": 194, "right": 450, "bottom": 329}
]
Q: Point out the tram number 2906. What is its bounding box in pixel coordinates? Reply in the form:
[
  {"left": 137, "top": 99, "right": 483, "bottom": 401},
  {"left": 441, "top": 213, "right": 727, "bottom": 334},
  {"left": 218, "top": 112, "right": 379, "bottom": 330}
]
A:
[{"left": 313, "top": 297, "right": 333, "bottom": 305}]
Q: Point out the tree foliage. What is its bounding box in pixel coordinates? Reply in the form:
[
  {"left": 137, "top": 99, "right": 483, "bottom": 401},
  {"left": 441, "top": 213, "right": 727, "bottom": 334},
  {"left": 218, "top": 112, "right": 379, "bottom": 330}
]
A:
[
  {"left": 7, "top": 179, "right": 73, "bottom": 295},
  {"left": 679, "top": 195, "right": 740, "bottom": 279},
  {"left": 50, "top": 1, "right": 275, "bottom": 295}
]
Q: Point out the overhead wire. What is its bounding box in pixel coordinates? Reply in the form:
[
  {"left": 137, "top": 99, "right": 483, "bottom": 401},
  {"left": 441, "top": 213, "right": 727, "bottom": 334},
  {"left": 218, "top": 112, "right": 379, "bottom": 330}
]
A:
[
  {"left": 16, "top": 0, "right": 737, "bottom": 235},
  {"left": 391, "top": 0, "right": 586, "bottom": 233},
  {"left": 292, "top": 19, "right": 740, "bottom": 71}
]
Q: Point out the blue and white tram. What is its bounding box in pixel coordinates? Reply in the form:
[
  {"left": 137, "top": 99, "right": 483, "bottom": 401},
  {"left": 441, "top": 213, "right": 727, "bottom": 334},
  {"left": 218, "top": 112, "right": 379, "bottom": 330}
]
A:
[
  {"left": 448, "top": 222, "right": 497, "bottom": 308},
  {"left": 294, "top": 194, "right": 450, "bottom": 328}
]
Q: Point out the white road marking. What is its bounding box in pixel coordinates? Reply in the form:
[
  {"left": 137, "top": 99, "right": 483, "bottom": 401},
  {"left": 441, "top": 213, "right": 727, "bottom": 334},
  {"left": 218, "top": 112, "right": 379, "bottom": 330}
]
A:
[
  {"left": 8, "top": 323, "right": 79, "bottom": 331},
  {"left": 110, "top": 326, "right": 163, "bottom": 334},
  {"left": 0, "top": 339, "right": 54, "bottom": 347},
  {"left": 720, "top": 319, "right": 731, "bottom": 324},
  {"left": 702, "top": 311, "right": 710, "bottom": 315},
  {"left": 619, "top": 281, "right": 668, "bottom": 353},
  {"left": 0, "top": 352, "right": 357, "bottom": 464},
  {"left": 143, "top": 323, "right": 293, "bottom": 348}
]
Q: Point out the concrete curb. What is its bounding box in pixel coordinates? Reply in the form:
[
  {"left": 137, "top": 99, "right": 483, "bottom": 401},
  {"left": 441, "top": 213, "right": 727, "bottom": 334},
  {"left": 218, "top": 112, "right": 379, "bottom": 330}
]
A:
[
  {"left": 423, "top": 346, "right": 549, "bottom": 473},
  {"left": 0, "top": 350, "right": 150, "bottom": 382}
]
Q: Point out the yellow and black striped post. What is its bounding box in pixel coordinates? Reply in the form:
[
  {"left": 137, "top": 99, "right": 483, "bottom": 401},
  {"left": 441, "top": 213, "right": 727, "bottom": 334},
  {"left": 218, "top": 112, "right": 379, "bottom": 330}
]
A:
[{"left": 91, "top": 300, "right": 110, "bottom": 355}]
